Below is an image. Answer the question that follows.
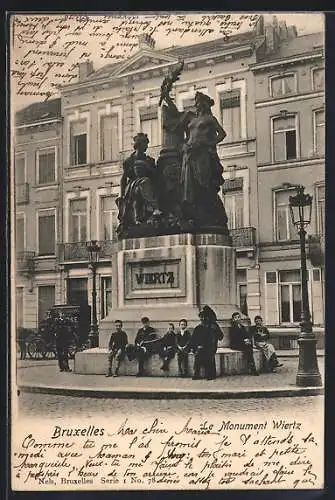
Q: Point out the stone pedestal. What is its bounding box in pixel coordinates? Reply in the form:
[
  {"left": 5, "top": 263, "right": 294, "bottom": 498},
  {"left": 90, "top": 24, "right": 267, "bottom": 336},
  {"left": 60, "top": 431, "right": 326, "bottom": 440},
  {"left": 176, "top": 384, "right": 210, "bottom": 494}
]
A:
[
  {"left": 74, "top": 347, "right": 263, "bottom": 376},
  {"left": 99, "top": 233, "right": 238, "bottom": 347}
]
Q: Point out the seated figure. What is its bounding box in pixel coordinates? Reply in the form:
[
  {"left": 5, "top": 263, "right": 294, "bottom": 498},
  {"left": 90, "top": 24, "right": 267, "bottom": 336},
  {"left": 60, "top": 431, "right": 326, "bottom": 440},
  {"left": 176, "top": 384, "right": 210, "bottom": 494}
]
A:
[
  {"left": 105, "top": 320, "right": 128, "bottom": 378},
  {"left": 117, "top": 133, "right": 161, "bottom": 236},
  {"left": 250, "top": 316, "right": 283, "bottom": 372},
  {"left": 229, "top": 312, "right": 259, "bottom": 376},
  {"left": 126, "top": 317, "right": 161, "bottom": 377},
  {"left": 159, "top": 323, "right": 177, "bottom": 372}
]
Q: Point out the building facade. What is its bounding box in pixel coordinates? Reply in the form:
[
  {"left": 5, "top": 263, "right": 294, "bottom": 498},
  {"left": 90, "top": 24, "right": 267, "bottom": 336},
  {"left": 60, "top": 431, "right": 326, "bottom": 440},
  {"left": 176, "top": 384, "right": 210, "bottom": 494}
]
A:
[
  {"left": 15, "top": 99, "right": 63, "bottom": 329},
  {"left": 251, "top": 27, "right": 325, "bottom": 344},
  {"left": 14, "top": 16, "right": 325, "bottom": 344}
]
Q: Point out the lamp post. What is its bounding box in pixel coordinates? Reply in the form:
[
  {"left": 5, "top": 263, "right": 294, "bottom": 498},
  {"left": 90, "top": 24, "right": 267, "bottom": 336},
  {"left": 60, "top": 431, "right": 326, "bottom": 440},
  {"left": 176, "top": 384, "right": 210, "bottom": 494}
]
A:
[
  {"left": 289, "top": 185, "right": 322, "bottom": 387},
  {"left": 87, "top": 240, "right": 101, "bottom": 349}
]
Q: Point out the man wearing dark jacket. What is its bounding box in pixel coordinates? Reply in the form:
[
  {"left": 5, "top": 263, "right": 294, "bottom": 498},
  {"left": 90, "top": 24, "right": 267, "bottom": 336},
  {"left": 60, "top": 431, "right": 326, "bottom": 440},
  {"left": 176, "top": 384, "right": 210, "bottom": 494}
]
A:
[
  {"left": 134, "top": 317, "right": 159, "bottom": 377},
  {"left": 191, "top": 306, "right": 223, "bottom": 380},
  {"left": 54, "top": 311, "right": 72, "bottom": 373},
  {"left": 229, "top": 312, "right": 258, "bottom": 375},
  {"left": 159, "top": 323, "right": 177, "bottom": 371},
  {"left": 106, "top": 320, "right": 128, "bottom": 377},
  {"left": 176, "top": 319, "right": 192, "bottom": 377}
]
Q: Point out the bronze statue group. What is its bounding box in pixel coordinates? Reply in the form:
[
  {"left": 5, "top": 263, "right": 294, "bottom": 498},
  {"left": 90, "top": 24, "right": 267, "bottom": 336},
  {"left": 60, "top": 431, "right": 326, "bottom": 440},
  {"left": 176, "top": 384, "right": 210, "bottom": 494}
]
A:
[{"left": 104, "top": 306, "right": 283, "bottom": 380}]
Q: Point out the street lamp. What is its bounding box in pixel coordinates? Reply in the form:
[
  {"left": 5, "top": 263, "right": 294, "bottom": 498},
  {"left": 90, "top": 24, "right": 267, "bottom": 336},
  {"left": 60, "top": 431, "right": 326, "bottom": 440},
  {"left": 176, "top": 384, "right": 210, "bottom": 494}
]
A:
[
  {"left": 289, "top": 185, "right": 322, "bottom": 387},
  {"left": 86, "top": 240, "right": 101, "bottom": 349}
]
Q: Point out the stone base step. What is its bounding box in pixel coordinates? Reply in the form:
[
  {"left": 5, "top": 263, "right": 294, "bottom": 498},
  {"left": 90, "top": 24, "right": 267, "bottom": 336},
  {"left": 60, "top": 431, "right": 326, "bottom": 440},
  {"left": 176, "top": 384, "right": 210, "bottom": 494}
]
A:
[{"left": 74, "top": 347, "right": 263, "bottom": 377}]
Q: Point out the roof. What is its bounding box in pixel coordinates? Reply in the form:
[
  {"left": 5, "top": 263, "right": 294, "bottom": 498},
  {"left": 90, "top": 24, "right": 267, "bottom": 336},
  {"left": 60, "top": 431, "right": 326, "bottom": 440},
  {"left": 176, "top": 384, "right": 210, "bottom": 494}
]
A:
[
  {"left": 260, "top": 31, "right": 324, "bottom": 62},
  {"left": 15, "top": 98, "right": 61, "bottom": 126},
  {"left": 81, "top": 29, "right": 257, "bottom": 83}
]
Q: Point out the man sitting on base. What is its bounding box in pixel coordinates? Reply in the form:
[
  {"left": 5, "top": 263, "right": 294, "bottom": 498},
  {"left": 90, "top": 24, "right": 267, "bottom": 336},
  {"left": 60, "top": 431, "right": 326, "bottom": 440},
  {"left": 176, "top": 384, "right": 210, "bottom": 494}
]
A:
[
  {"left": 106, "top": 320, "right": 128, "bottom": 377},
  {"left": 133, "top": 317, "right": 160, "bottom": 377},
  {"left": 160, "top": 323, "right": 177, "bottom": 372},
  {"left": 250, "top": 315, "right": 283, "bottom": 372},
  {"left": 229, "top": 312, "right": 259, "bottom": 376}
]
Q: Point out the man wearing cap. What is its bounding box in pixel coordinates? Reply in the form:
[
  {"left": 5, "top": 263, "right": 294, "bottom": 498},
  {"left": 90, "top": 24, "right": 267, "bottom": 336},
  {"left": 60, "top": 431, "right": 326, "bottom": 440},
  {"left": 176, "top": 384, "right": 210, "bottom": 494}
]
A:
[
  {"left": 133, "top": 317, "right": 159, "bottom": 377},
  {"left": 229, "top": 312, "right": 259, "bottom": 375}
]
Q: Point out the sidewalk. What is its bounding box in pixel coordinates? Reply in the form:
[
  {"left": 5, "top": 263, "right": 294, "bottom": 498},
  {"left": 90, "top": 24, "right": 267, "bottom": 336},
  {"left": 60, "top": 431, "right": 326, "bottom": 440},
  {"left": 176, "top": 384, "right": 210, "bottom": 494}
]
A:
[{"left": 16, "top": 356, "right": 324, "bottom": 400}]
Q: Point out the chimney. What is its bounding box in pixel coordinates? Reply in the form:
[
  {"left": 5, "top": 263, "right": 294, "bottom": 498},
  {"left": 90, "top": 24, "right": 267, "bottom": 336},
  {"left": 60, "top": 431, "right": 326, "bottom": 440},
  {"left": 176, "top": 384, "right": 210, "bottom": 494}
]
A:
[
  {"left": 287, "top": 25, "right": 298, "bottom": 39},
  {"left": 138, "top": 33, "right": 156, "bottom": 50},
  {"left": 254, "top": 15, "right": 264, "bottom": 36},
  {"left": 279, "top": 20, "right": 288, "bottom": 41},
  {"left": 265, "top": 23, "right": 275, "bottom": 54},
  {"left": 78, "top": 60, "right": 94, "bottom": 82}
]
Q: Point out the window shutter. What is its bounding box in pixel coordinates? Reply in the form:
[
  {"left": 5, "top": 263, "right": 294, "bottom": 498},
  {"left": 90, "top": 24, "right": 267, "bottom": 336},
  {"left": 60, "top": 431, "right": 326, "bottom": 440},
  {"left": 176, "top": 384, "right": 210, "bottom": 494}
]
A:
[
  {"left": 311, "top": 269, "right": 324, "bottom": 325},
  {"left": 38, "top": 212, "right": 55, "bottom": 255},
  {"left": 265, "top": 271, "right": 279, "bottom": 325}
]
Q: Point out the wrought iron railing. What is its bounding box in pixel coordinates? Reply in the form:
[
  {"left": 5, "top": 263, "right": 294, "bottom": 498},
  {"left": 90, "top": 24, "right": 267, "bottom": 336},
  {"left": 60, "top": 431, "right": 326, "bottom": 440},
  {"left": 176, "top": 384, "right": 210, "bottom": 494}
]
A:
[
  {"left": 58, "top": 240, "right": 117, "bottom": 262},
  {"left": 230, "top": 227, "right": 256, "bottom": 248}
]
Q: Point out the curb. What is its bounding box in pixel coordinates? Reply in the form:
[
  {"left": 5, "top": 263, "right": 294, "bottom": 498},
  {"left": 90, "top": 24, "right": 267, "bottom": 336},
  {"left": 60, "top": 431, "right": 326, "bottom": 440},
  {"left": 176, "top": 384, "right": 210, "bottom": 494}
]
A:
[{"left": 17, "top": 384, "right": 324, "bottom": 400}]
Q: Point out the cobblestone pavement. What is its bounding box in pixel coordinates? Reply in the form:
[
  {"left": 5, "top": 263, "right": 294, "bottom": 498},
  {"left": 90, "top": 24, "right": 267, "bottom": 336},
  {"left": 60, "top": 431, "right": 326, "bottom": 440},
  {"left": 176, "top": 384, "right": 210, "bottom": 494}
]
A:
[
  {"left": 15, "top": 357, "right": 325, "bottom": 391},
  {"left": 17, "top": 392, "right": 323, "bottom": 420}
]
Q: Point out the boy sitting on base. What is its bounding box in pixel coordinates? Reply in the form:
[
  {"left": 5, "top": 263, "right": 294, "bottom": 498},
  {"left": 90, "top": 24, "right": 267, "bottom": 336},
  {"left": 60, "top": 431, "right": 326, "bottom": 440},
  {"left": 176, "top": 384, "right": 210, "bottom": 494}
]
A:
[{"left": 106, "top": 320, "right": 128, "bottom": 377}]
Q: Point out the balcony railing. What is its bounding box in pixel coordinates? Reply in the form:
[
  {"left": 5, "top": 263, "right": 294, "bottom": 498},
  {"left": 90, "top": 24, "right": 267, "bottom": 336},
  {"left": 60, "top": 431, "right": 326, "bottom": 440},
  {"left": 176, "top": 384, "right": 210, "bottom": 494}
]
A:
[
  {"left": 230, "top": 227, "right": 256, "bottom": 248},
  {"left": 16, "top": 183, "right": 29, "bottom": 204},
  {"left": 16, "top": 251, "right": 35, "bottom": 275},
  {"left": 58, "top": 240, "right": 117, "bottom": 263}
]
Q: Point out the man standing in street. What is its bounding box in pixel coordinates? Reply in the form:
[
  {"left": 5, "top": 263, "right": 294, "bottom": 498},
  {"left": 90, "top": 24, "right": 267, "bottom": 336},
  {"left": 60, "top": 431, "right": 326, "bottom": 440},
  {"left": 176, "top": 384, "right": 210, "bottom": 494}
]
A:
[
  {"left": 176, "top": 319, "right": 192, "bottom": 377},
  {"left": 105, "top": 320, "right": 128, "bottom": 377},
  {"left": 134, "top": 317, "right": 159, "bottom": 377},
  {"left": 54, "top": 311, "right": 72, "bottom": 373},
  {"left": 229, "top": 312, "right": 259, "bottom": 375},
  {"left": 191, "top": 306, "right": 223, "bottom": 380}
]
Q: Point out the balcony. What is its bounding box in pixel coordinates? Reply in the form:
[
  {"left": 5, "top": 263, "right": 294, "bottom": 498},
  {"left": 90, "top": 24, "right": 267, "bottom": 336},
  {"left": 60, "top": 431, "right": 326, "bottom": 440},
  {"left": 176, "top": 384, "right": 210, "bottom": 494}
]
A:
[
  {"left": 58, "top": 240, "right": 117, "bottom": 263},
  {"left": 16, "top": 183, "right": 29, "bottom": 205},
  {"left": 230, "top": 227, "right": 256, "bottom": 249},
  {"left": 308, "top": 234, "right": 325, "bottom": 267},
  {"left": 16, "top": 251, "right": 35, "bottom": 275}
]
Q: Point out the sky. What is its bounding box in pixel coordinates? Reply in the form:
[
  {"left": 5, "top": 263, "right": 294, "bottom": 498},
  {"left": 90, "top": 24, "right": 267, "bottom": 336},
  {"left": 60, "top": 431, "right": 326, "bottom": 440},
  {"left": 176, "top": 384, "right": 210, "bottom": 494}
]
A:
[{"left": 11, "top": 12, "right": 324, "bottom": 111}]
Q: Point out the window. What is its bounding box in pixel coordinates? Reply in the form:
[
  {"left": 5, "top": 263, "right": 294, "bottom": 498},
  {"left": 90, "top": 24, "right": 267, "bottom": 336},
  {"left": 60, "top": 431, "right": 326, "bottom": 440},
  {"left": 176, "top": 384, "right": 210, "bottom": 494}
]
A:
[
  {"left": 140, "top": 106, "right": 159, "bottom": 146},
  {"left": 312, "top": 68, "right": 324, "bottom": 91},
  {"left": 37, "top": 148, "right": 56, "bottom": 184},
  {"left": 67, "top": 278, "right": 88, "bottom": 306},
  {"left": 182, "top": 97, "right": 196, "bottom": 113},
  {"left": 16, "top": 215, "right": 24, "bottom": 253},
  {"left": 16, "top": 287, "right": 23, "bottom": 328},
  {"left": 279, "top": 270, "right": 301, "bottom": 324},
  {"left": 275, "top": 190, "right": 297, "bottom": 242},
  {"left": 15, "top": 155, "right": 25, "bottom": 185},
  {"left": 314, "top": 109, "right": 325, "bottom": 156},
  {"left": 70, "top": 120, "right": 87, "bottom": 165},
  {"left": 220, "top": 89, "right": 241, "bottom": 142},
  {"left": 316, "top": 185, "right": 325, "bottom": 236},
  {"left": 70, "top": 199, "right": 87, "bottom": 242},
  {"left": 239, "top": 284, "right": 248, "bottom": 316},
  {"left": 101, "top": 277, "right": 112, "bottom": 319},
  {"left": 38, "top": 210, "right": 56, "bottom": 256},
  {"left": 272, "top": 115, "right": 297, "bottom": 161},
  {"left": 100, "top": 114, "right": 119, "bottom": 162},
  {"left": 223, "top": 180, "right": 244, "bottom": 230},
  {"left": 38, "top": 285, "right": 55, "bottom": 325},
  {"left": 270, "top": 74, "right": 296, "bottom": 97},
  {"left": 100, "top": 196, "right": 117, "bottom": 241}
]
